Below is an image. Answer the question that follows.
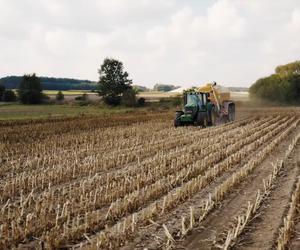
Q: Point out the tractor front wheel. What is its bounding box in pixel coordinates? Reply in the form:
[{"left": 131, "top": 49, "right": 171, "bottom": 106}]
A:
[
  {"left": 174, "top": 119, "right": 181, "bottom": 127},
  {"left": 174, "top": 111, "right": 183, "bottom": 128}
]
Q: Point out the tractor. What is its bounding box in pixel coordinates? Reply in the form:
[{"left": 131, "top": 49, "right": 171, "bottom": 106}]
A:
[{"left": 174, "top": 82, "right": 235, "bottom": 127}]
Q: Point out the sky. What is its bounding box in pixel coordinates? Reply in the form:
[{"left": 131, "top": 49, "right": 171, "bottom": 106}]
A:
[{"left": 0, "top": 0, "right": 300, "bottom": 88}]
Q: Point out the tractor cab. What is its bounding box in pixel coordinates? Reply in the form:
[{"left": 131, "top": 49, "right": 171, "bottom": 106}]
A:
[
  {"left": 174, "top": 91, "right": 208, "bottom": 127},
  {"left": 184, "top": 92, "right": 207, "bottom": 115}
]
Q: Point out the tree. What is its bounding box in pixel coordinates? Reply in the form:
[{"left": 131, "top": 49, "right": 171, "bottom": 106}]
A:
[
  {"left": 75, "top": 93, "right": 88, "bottom": 101},
  {"left": 3, "top": 89, "right": 17, "bottom": 102},
  {"left": 0, "top": 76, "right": 96, "bottom": 90},
  {"left": 0, "top": 85, "right": 5, "bottom": 101},
  {"left": 250, "top": 60, "right": 300, "bottom": 104},
  {"left": 121, "top": 88, "right": 136, "bottom": 107},
  {"left": 56, "top": 91, "right": 64, "bottom": 101},
  {"left": 285, "top": 74, "right": 300, "bottom": 103},
  {"left": 132, "top": 85, "right": 149, "bottom": 92},
  {"left": 275, "top": 61, "right": 300, "bottom": 76},
  {"left": 97, "top": 58, "right": 132, "bottom": 105},
  {"left": 18, "top": 74, "right": 43, "bottom": 104}
]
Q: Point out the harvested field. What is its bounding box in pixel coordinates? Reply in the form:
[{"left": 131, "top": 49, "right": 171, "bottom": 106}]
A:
[{"left": 1, "top": 108, "right": 300, "bottom": 250}]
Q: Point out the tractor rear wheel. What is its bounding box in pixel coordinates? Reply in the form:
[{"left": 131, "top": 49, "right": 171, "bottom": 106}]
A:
[{"left": 196, "top": 112, "right": 207, "bottom": 127}]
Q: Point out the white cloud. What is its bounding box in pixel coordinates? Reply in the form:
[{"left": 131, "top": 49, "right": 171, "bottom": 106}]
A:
[{"left": 0, "top": 0, "right": 300, "bottom": 87}]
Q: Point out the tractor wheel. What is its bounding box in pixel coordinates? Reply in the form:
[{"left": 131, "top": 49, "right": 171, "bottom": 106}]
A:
[
  {"left": 196, "top": 112, "right": 206, "bottom": 127},
  {"left": 228, "top": 105, "right": 235, "bottom": 122},
  {"left": 174, "top": 118, "right": 181, "bottom": 127},
  {"left": 174, "top": 111, "right": 183, "bottom": 128},
  {"left": 207, "top": 111, "right": 212, "bottom": 126},
  {"left": 211, "top": 111, "right": 217, "bottom": 126}
]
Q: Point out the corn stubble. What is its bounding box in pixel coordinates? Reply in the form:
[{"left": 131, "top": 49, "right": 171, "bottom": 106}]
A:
[{"left": 0, "top": 114, "right": 299, "bottom": 249}]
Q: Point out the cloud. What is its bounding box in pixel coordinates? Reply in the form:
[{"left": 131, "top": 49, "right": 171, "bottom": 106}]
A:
[{"left": 0, "top": 0, "right": 299, "bottom": 87}]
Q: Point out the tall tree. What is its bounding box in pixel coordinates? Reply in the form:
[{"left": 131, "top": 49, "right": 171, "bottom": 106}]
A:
[
  {"left": 0, "top": 85, "right": 5, "bottom": 101},
  {"left": 97, "top": 58, "right": 132, "bottom": 105},
  {"left": 250, "top": 60, "right": 300, "bottom": 104},
  {"left": 18, "top": 74, "right": 43, "bottom": 104},
  {"left": 275, "top": 61, "right": 300, "bottom": 76}
]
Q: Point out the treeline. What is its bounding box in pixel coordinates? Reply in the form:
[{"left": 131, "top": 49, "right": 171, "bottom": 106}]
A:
[
  {"left": 153, "top": 84, "right": 180, "bottom": 92},
  {"left": 0, "top": 76, "right": 97, "bottom": 90},
  {"left": 0, "top": 58, "right": 183, "bottom": 108},
  {"left": 0, "top": 76, "right": 180, "bottom": 92},
  {"left": 250, "top": 61, "right": 300, "bottom": 104},
  {"left": 0, "top": 85, "right": 16, "bottom": 102},
  {"left": 228, "top": 87, "right": 249, "bottom": 92}
]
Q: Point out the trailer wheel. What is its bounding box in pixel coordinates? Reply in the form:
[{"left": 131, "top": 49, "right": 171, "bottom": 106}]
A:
[
  {"left": 228, "top": 104, "right": 235, "bottom": 122},
  {"left": 211, "top": 110, "right": 217, "bottom": 126}
]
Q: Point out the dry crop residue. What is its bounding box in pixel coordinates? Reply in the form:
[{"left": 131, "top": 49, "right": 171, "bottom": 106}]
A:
[{"left": 1, "top": 109, "right": 300, "bottom": 250}]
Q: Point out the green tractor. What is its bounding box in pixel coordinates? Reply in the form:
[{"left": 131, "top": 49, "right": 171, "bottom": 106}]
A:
[
  {"left": 174, "top": 83, "right": 235, "bottom": 127},
  {"left": 174, "top": 91, "right": 211, "bottom": 127}
]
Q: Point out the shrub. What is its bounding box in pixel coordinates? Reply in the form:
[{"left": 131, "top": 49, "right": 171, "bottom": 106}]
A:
[
  {"left": 121, "top": 89, "right": 136, "bottom": 107},
  {"left": 82, "top": 93, "right": 88, "bottom": 101},
  {"left": 137, "top": 97, "right": 146, "bottom": 106},
  {"left": 42, "top": 93, "right": 50, "bottom": 102},
  {"left": 56, "top": 91, "right": 64, "bottom": 101},
  {"left": 103, "top": 95, "right": 121, "bottom": 105},
  {"left": 75, "top": 93, "right": 88, "bottom": 101},
  {"left": 3, "top": 89, "right": 17, "bottom": 102}
]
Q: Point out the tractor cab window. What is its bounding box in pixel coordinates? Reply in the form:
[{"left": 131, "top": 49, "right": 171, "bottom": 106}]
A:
[
  {"left": 197, "top": 93, "right": 206, "bottom": 106},
  {"left": 186, "top": 94, "right": 199, "bottom": 106},
  {"left": 202, "top": 94, "right": 207, "bottom": 105},
  {"left": 197, "top": 94, "right": 203, "bottom": 106}
]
